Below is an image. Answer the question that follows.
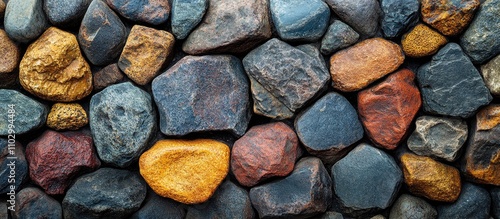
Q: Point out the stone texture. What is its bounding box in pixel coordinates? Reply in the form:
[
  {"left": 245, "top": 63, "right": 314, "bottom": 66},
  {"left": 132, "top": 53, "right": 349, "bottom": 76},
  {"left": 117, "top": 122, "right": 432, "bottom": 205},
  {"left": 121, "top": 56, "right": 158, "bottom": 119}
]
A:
[
  {"left": 249, "top": 76, "right": 294, "bottom": 119},
  {"left": 316, "top": 211, "right": 344, "bottom": 219},
  {"left": 0, "top": 0, "right": 4, "bottom": 18},
  {"left": 0, "top": 199, "right": 6, "bottom": 219},
  {"left": 130, "top": 191, "right": 186, "bottom": 219},
  {"left": 332, "top": 144, "right": 402, "bottom": 217},
  {"left": 417, "top": 43, "right": 492, "bottom": 118},
  {"left": 231, "top": 122, "right": 299, "bottom": 187},
  {"left": 400, "top": 153, "right": 461, "bottom": 202},
  {"left": 63, "top": 168, "right": 147, "bottom": 219},
  {"left": 250, "top": 157, "right": 332, "bottom": 218},
  {"left": 92, "top": 63, "right": 125, "bottom": 91},
  {"left": 19, "top": 27, "right": 92, "bottom": 102},
  {"left": 407, "top": 116, "right": 468, "bottom": 162},
  {"left": 4, "top": 0, "right": 49, "bottom": 43},
  {"left": 13, "top": 187, "right": 62, "bottom": 219},
  {"left": 295, "top": 92, "right": 363, "bottom": 164},
  {"left": 324, "top": 0, "right": 380, "bottom": 37},
  {"left": 171, "top": 0, "right": 208, "bottom": 40},
  {"left": 358, "top": 69, "right": 421, "bottom": 150},
  {"left": 152, "top": 55, "right": 250, "bottom": 136},
  {"left": 0, "top": 29, "right": 20, "bottom": 74},
  {"left": 47, "top": 103, "right": 88, "bottom": 131},
  {"left": 139, "top": 139, "right": 230, "bottom": 204},
  {"left": 182, "top": 0, "right": 272, "bottom": 54},
  {"left": 401, "top": 24, "right": 448, "bottom": 58},
  {"left": 320, "top": 20, "right": 359, "bottom": 55},
  {"left": 381, "top": 0, "right": 420, "bottom": 38},
  {"left": 481, "top": 54, "right": 500, "bottom": 96},
  {"left": 491, "top": 188, "right": 500, "bottom": 219},
  {"left": 106, "top": 0, "right": 170, "bottom": 25},
  {"left": 389, "top": 194, "right": 437, "bottom": 219},
  {"left": 26, "top": 130, "right": 101, "bottom": 195},
  {"left": 78, "top": 0, "right": 127, "bottom": 66},
  {"left": 437, "top": 183, "right": 491, "bottom": 219},
  {"left": 329, "top": 38, "right": 405, "bottom": 92},
  {"left": 0, "top": 89, "right": 48, "bottom": 135},
  {"left": 44, "top": 0, "right": 92, "bottom": 25},
  {"left": 0, "top": 139, "right": 28, "bottom": 194},
  {"left": 421, "top": 0, "right": 480, "bottom": 36},
  {"left": 270, "top": 0, "right": 330, "bottom": 42}
]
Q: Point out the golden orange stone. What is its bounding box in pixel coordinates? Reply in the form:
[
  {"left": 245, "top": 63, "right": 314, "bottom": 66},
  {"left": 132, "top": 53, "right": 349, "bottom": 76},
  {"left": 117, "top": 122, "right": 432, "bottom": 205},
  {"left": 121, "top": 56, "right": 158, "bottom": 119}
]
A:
[
  {"left": 421, "top": 0, "right": 480, "bottom": 36},
  {"left": 46, "top": 103, "right": 88, "bottom": 131},
  {"left": 401, "top": 24, "right": 448, "bottom": 58}
]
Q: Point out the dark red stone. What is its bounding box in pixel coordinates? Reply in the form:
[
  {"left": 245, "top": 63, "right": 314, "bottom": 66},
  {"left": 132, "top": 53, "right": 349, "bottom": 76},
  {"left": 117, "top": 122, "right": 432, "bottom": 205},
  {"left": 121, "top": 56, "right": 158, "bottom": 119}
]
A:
[{"left": 93, "top": 63, "right": 125, "bottom": 91}]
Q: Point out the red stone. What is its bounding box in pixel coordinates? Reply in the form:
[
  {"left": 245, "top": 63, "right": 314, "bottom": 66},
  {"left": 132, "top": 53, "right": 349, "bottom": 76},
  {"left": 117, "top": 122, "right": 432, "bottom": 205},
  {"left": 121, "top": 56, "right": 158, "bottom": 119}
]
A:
[{"left": 358, "top": 69, "right": 422, "bottom": 150}]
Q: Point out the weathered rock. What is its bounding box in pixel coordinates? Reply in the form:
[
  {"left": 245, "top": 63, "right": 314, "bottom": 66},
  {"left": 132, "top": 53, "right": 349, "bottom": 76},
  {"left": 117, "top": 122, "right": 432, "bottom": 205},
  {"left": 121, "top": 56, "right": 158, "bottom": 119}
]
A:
[
  {"left": 182, "top": 0, "right": 272, "bottom": 54},
  {"left": 93, "top": 63, "right": 125, "bottom": 91},
  {"left": 0, "top": 29, "right": 19, "bottom": 74},
  {"left": 44, "top": 0, "right": 92, "bottom": 25},
  {"left": 330, "top": 38, "right": 405, "bottom": 92},
  {"left": 437, "top": 183, "right": 491, "bottom": 219},
  {"left": 4, "top": 0, "right": 49, "bottom": 43},
  {"left": 106, "top": 0, "right": 170, "bottom": 25},
  {"left": 324, "top": 0, "right": 380, "bottom": 37},
  {"left": 481, "top": 54, "right": 500, "bottom": 96},
  {"left": 401, "top": 23, "right": 448, "bottom": 58},
  {"left": 0, "top": 139, "right": 27, "bottom": 194},
  {"left": 407, "top": 116, "right": 468, "bottom": 162},
  {"left": 19, "top": 27, "right": 92, "bottom": 102},
  {"left": 316, "top": 211, "right": 344, "bottom": 219},
  {"left": 249, "top": 76, "right": 294, "bottom": 119},
  {"left": 0, "top": 89, "right": 48, "bottom": 135},
  {"left": 78, "top": 0, "right": 127, "bottom": 66},
  {"left": 139, "top": 139, "right": 230, "bottom": 204},
  {"left": 130, "top": 191, "right": 186, "bottom": 219},
  {"left": 389, "top": 194, "right": 437, "bottom": 219},
  {"left": 381, "top": 0, "right": 420, "bottom": 38},
  {"left": 250, "top": 157, "right": 332, "bottom": 218},
  {"left": 152, "top": 55, "right": 250, "bottom": 136},
  {"left": 491, "top": 188, "right": 500, "bottom": 219},
  {"left": 417, "top": 43, "right": 492, "bottom": 118},
  {"left": 331, "top": 144, "right": 402, "bottom": 217},
  {"left": 421, "top": 0, "right": 480, "bottom": 36},
  {"left": 13, "top": 187, "right": 62, "bottom": 219},
  {"left": 401, "top": 153, "right": 461, "bottom": 202},
  {"left": 171, "top": 0, "right": 208, "bottom": 40},
  {"left": 358, "top": 69, "right": 421, "bottom": 150},
  {"left": 90, "top": 82, "right": 156, "bottom": 167},
  {"left": 63, "top": 168, "right": 147, "bottom": 219},
  {"left": 320, "top": 20, "right": 359, "bottom": 55},
  {"left": 295, "top": 92, "right": 363, "bottom": 164},
  {"left": 295, "top": 44, "right": 328, "bottom": 71},
  {"left": 46, "top": 103, "right": 88, "bottom": 131}
]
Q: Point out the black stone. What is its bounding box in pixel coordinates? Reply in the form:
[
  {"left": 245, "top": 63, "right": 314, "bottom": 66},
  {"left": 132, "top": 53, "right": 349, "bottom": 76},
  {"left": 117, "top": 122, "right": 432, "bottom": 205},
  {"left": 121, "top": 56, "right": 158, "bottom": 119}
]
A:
[
  {"left": 44, "top": 0, "right": 91, "bottom": 26},
  {"left": 380, "top": 0, "right": 420, "bottom": 38},
  {"left": 437, "top": 183, "right": 491, "bottom": 219},
  {"left": 130, "top": 191, "right": 185, "bottom": 219},
  {"left": 0, "top": 139, "right": 28, "bottom": 194},
  {"left": 13, "top": 187, "right": 62, "bottom": 219},
  {"left": 324, "top": 0, "right": 381, "bottom": 37},
  {"left": 389, "top": 194, "right": 437, "bottom": 219}
]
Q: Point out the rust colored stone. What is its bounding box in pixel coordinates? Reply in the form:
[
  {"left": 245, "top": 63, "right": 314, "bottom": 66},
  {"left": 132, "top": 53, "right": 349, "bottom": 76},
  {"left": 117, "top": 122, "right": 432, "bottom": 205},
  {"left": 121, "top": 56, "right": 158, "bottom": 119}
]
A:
[
  {"left": 0, "top": 29, "right": 19, "bottom": 74},
  {"left": 421, "top": 0, "right": 480, "bottom": 36},
  {"left": 401, "top": 24, "right": 448, "bottom": 58},
  {"left": 93, "top": 63, "right": 125, "bottom": 91},
  {"left": 46, "top": 103, "right": 88, "bottom": 131},
  {"left": 329, "top": 38, "right": 405, "bottom": 92}
]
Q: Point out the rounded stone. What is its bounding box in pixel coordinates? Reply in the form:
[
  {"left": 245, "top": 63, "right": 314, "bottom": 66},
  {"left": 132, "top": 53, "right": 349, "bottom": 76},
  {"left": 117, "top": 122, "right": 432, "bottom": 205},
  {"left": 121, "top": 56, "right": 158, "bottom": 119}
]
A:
[
  {"left": 0, "top": 89, "right": 48, "bottom": 135},
  {"left": 481, "top": 54, "right": 500, "bottom": 96},
  {"left": 43, "top": 0, "right": 92, "bottom": 26},
  {"left": 437, "top": 183, "right": 491, "bottom": 219},
  {"left": 171, "top": 0, "right": 208, "bottom": 40},
  {"left": 389, "top": 194, "right": 437, "bottom": 219},
  {"left": 401, "top": 24, "right": 448, "bottom": 58},
  {"left": 320, "top": 20, "right": 360, "bottom": 55},
  {"left": 13, "top": 187, "right": 62, "bottom": 219},
  {"left": 324, "top": 0, "right": 380, "bottom": 37},
  {"left": 0, "top": 139, "right": 28, "bottom": 194},
  {"left": 0, "top": 29, "right": 20, "bottom": 74},
  {"left": 46, "top": 103, "right": 88, "bottom": 131},
  {"left": 4, "top": 0, "right": 49, "bottom": 43},
  {"left": 421, "top": 0, "right": 480, "bottom": 36},
  {"left": 106, "top": 0, "right": 170, "bottom": 25}
]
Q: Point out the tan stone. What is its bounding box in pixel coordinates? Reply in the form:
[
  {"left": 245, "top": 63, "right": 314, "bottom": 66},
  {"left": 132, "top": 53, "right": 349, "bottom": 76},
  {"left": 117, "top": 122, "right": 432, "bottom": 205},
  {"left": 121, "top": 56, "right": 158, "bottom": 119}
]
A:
[
  {"left": 421, "top": 0, "right": 480, "bottom": 36},
  {"left": 0, "top": 29, "right": 20, "bottom": 74},
  {"left": 401, "top": 24, "right": 448, "bottom": 58},
  {"left": 139, "top": 139, "right": 230, "bottom": 204},
  {"left": 481, "top": 54, "right": 500, "bottom": 96},
  {"left": 46, "top": 103, "right": 88, "bottom": 130},
  {"left": 19, "top": 27, "right": 92, "bottom": 102}
]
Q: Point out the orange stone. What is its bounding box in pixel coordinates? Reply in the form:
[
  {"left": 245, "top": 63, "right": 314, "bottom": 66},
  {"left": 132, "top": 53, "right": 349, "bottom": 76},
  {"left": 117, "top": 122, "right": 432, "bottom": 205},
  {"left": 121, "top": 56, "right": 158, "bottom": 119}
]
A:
[
  {"left": 401, "top": 24, "right": 448, "bottom": 58},
  {"left": 421, "top": 0, "right": 480, "bottom": 36},
  {"left": 329, "top": 38, "right": 404, "bottom": 92},
  {"left": 0, "top": 29, "right": 19, "bottom": 74}
]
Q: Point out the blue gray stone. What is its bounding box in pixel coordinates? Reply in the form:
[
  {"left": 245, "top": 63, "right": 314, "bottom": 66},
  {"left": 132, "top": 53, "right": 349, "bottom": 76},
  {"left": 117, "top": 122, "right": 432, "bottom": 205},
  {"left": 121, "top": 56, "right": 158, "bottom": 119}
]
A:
[
  {"left": 0, "top": 89, "right": 48, "bottom": 135},
  {"left": 4, "top": 0, "right": 49, "bottom": 43},
  {"left": 437, "top": 183, "right": 491, "bottom": 219},
  {"left": 324, "top": 0, "right": 381, "bottom": 37},
  {"left": 13, "top": 187, "right": 62, "bottom": 219},
  {"left": 417, "top": 43, "right": 492, "bottom": 118},
  {"left": 491, "top": 188, "right": 500, "bottom": 219},
  {"left": 106, "top": 0, "right": 170, "bottom": 25},
  {"left": 43, "top": 0, "right": 92, "bottom": 26},
  {"left": 320, "top": 20, "right": 359, "bottom": 55},
  {"left": 130, "top": 191, "right": 185, "bottom": 219},
  {"left": 171, "top": 0, "right": 208, "bottom": 40},
  {"left": 389, "top": 194, "right": 437, "bottom": 219},
  {"left": 89, "top": 82, "right": 156, "bottom": 168},
  {"left": 381, "top": 0, "right": 420, "bottom": 38},
  {"left": 0, "top": 139, "right": 28, "bottom": 194}
]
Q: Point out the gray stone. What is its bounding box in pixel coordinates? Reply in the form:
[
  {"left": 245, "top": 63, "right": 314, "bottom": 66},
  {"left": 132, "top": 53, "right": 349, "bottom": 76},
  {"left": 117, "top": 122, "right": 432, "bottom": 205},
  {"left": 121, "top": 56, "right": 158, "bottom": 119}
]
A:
[
  {"left": 389, "top": 194, "right": 437, "bottom": 219},
  {"left": 381, "top": 0, "right": 420, "bottom": 38},
  {"left": 13, "top": 187, "right": 62, "bottom": 219},
  {"left": 417, "top": 43, "right": 492, "bottom": 118},
  {"left": 320, "top": 20, "right": 359, "bottom": 55},
  {"left": 130, "top": 191, "right": 185, "bottom": 219},
  {"left": 0, "top": 89, "right": 48, "bottom": 135},
  {"left": 106, "top": 0, "right": 170, "bottom": 25},
  {"left": 171, "top": 0, "right": 208, "bottom": 40},
  {"left": 152, "top": 55, "right": 250, "bottom": 136},
  {"left": 407, "top": 116, "right": 468, "bottom": 162},
  {"left": 249, "top": 76, "right": 294, "bottom": 120},
  {"left": 295, "top": 44, "right": 328, "bottom": 72},
  {"left": 481, "top": 54, "right": 500, "bottom": 96},
  {"left": 491, "top": 188, "right": 500, "bottom": 219},
  {"left": 437, "top": 183, "right": 491, "bottom": 219},
  {"left": 0, "top": 139, "right": 27, "bottom": 194},
  {"left": 44, "top": 0, "right": 92, "bottom": 26},
  {"left": 4, "top": 0, "right": 49, "bottom": 43},
  {"left": 315, "top": 211, "right": 344, "bottom": 219},
  {"left": 89, "top": 82, "right": 156, "bottom": 167},
  {"left": 371, "top": 215, "right": 386, "bottom": 219},
  {"left": 324, "top": 0, "right": 380, "bottom": 37}
]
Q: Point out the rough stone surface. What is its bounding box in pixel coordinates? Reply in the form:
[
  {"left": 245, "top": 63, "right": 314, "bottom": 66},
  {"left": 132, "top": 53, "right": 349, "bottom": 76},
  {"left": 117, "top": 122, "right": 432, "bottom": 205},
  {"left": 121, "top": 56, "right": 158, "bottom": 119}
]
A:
[
  {"left": 250, "top": 157, "right": 332, "bottom": 219},
  {"left": 481, "top": 54, "right": 500, "bottom": 96},
  {"left": 4, "top": 0, "right": 49, "bottom": 43},
  {"left": 0, "top": 89, "right": 48, "bottom": 135},
  {"left": 401, "top": 153, "right": 461, "bottom": 202},
  {"left": 407, "top": 116, "right": 468, "bottom": 162},
  {"left": 417, "top": 43, "right": 492, "bottom": 118},
  {"left": 329, "top": 38, "right": 405, "bottom": 92},
  {"left": 182, "top": 0, "right": 272, "bottom": 54},
  {"left": 106, "top": 0, "right": 170, "bottom": 25},
  {"left": 63, "top": 168, "right": 147, "bottom": 219},
  {"left": 491, "top": 188, "right": 500, "bottom": 219},
  {"left": 437, "top": 183, "right": 491, "bottom": 219},
  {"left": 249, "top": 76, "right": 294, "bottom": 119},
  {"left": 90, "top": 82, "right": 156, "bottom": 167},
  {"left": 93, "top": 63, "right": 125, "bottom": 91},
  {"left": 295, "top": 92, "right": 363, "bottom": 164},
  {"left": 78, "top": 0, "right": 127, "bottom": 66},
  {"left": 44, "top": 0, "right": 91, "bottom": 25},
  {"left": 381, "top": 0, "right": 420, "bottom": 38},
  {"left": 26, "top": 130, "right": 101, "bottom": 195},
  {"left": 358, "top": 69, "right": 421, "bottom": 150},
  {"left": 47, "top": 103, "right": 88, "bottom": 131},
  {"left": 139, "top": 139, "right": 230, "bottom": 204},
  {"left": 13, "top": 187, "right": 62, "bottom": 219},
  {"left": 332, "top": 144, "right": 402, "bottom": 217},
  {"left": 118, "top": 25, "right": 175, "bottom": 85},
  {"left": 0, "top": 139, "right": 27, "bottom": 194},
  {"left": 421, "top": 0, "right": 480, "bottom": 36},
  {"left": 130, "top": 191, "right": 186, "bottom": 219},
  {"left": 320, "top": 20, "right": 359, "bottom": 55},
  {"left": 401, "top": 24, "right": 448, "bottom": 58},
  {"left": 152, "top": 55, "right": 250, "bottom": 136},
  {"left": 389, "top": 194, "right": 437, "bottom": 219},
  {"left": 20, "top": 27, "right": 93, "bottom": 102},
  {"left": 171, "top": 0, "right": 208, "bottom": 40},
  {"left": 324, "top": 0, "right": 380, "bottom": 37},
  {"left": 0, "top": 29, "right": 20, "bottom": 74}
]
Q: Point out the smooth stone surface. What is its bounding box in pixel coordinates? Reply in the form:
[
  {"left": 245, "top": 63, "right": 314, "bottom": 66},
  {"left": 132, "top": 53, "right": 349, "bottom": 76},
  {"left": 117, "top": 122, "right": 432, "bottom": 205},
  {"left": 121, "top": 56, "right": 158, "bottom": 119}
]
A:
[
  {"left": 106, "top": 0, "right": 170, "bottom": 25},
  {"left": 90, "top": 82, "right": 156, "bottom": 167},
  {"left": 381, "top": 0, "right": 419, "bottom": 38},
  {"left": 13, "top": 187, "right": 62, "bottom": 219},
  {"left": 389, "top": 194, "right": 437, "bottom": 219},
  {"left": 0, "top": 29, "right": 20, "bottom": 74},
  {"left": 491, "top": 188, "right": 500, "bottom": 219},
  {"left": 0, "top": 89, "right": 47, "bottom": 135},
  {"left": 130, "top": 191, "right": 186, "bottom": 219},
  {"left": 0, "top": 139, "right": 27, "bottom": 194},
  {"left": 402, "top": 23, "right": 448, "bottom": 58},
  {"left": 46, "top": 103, "right": 88, "bottom": 131},
  {"left": 417, "top": 43, "right": 492, "bottom": 118},
  {"left": 320, "top": 20, "right": 359, "bottom": 55},
  {"left": 4, "top": 0, "right": 49, "bottom": 43},
  {"left": 44, "top": 0, "right": 91, "bottom": 25},
  {"left": 421, "top": 0, "right": 480, "bottom": 36},
  {"left": 171, "top": 0, "right": 208, "bottom": 40},
  {"left": 481, "top": 54, "right": 500, "bottom": 96},
  {"left": 324, "top": 0, "right": 380, "bottom": 37},
  {"left": 437, "top": 183, "right": 490, "bottom": 219},
  {"left": 93, "top": 63, "right": 125, "bottom": 91}
]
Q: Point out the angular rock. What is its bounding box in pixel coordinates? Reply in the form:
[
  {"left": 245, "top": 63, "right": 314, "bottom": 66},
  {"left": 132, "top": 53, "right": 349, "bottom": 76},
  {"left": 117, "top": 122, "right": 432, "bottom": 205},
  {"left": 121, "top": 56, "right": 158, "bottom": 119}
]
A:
[
  {"left": 407, "top": 116, "right": 468, "bottom": 162},
  {"left": 250, "top": 157, "right": 332, "bottom": 218},
  {"left": 63, "top": 168, "right": 147, "bottom": 219},
  {"left": 139, "top": 139, "right": 230, "bottom": 204},
  {"left": 78, "top": 0, "right": 127, "bottom": 66},
  {"left": 13, "top": 187, "right": 62, "bottom": 219},
  {"left": 0, "top": 29, "right": 20, "bottom": 74},
  {"left": 358, "top": 69, "right": 421, "bottom": 150},
  {"left": 320, "top": 20, "right": 359, "bottom": 55},
  {"left": 437, "top": 183, "right": 491, "bottom": 219},
  {"left": 182, "top": 0, "right": 272, "bottom": 54},
  {"left": 381, "top": 0, "right": 420, "bottom": 38},
  {"left": 4, "top": 0, "right": 49, "bottom": 43},
  {"left": 324, "top": 0, "right": 380, "bottom": 37},
  {"left": 26, "top": 130, "right": 101, "bottom": 195},
  {"left": 295, "top": 92, "right": 363, "bottom": 164},
  {"left": 231, "top": 122, "right": 299, "bottom": 187},
  {"left": 106, "top": 0, "right": 170, "bottom": 25},
  {"left": 422, "top": 0, "right": 479, "bottom": 36},
  {"left": 90, "top": 82, "right": 156, "bottom": 167},
  {"left": 0, "top": 139, "right": 27, "bottom": 194},
  {"left": 401, "top": 153, "right": 461, "bottom": 202},
  {"left": 171, "top": 0, "right": 208, "bottom": 40},
  {"left": 152, "top": 55, "right": 250, "bottom": 136},
  {"left": 329, "top": 38, "right": 405, "bottom": 92},
  {"left": 389, "top": 194, "right": 437, "bottom": 219},
  {"left": 417, "top": 43, "right": 492, "bottom": 118},
  {"left": 130, "top": 191, "right": 186, "bottom": 219},
  {"left": 317, "top": 211, "right": 344, "bottom": 219},
  {"left": 491, "top": 188, "right": 500, "bottom": 219},
  {"left": 249, "top": 76, "right": 294, "bottom": 119},
  {"left": 47, "top": 103, "right": 88, "bottom": 131},
  {"left": 44, "top": 0, "right": 92, "bottom": 26},
  {"left": 0, "top": 89, "right": 47, "bottom": 135},
  {"left": 331, "top": 144, "right": 402, "bottom": 217},
  {"left": 481, "top": 54, "right": 500, "bottom": 96},
  {"left": 93, "top": 63, "right": 125, "bottom": 91},
  {"left": 295, "top": 44, "right": 328, "bottom": 72},
  {"left": 401, "top": 23, "right": 448, "bottom": 58}
]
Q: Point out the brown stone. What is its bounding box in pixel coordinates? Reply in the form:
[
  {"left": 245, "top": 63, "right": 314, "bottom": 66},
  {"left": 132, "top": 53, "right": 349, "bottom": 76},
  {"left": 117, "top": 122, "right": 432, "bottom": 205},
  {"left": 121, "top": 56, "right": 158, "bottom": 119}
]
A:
[
  {"left": 46, "top": 103, "right": 88, "bottom": 131},
  {"left": 231, "top": 122, "right": 300, "bottom": 187},
  {"left": 0, "top": 29, "right": 19, "bottom": 74},
  {"left": 358, "top": 69, "right": 421, "bottom": 150},
  {"left": 19, "top": 27, "right": 92, "bottom": 102},
  {"left": 93, "top": 63, "right": 125, "bottom": 91},
  {"left": 329, "top": 38, "right": 405, "bottom": 92},
  {"left": 401, "top": 153, "right": 461, "bottom": 202},
  {"left": 118, "top": 25, "right": 175, "bottom": 85},
  {"left": 401, "top": 24, "right": 448, "bottom": 58},
  {"left": 421, "top": 0, "right": 480, "bottom": 36},
  {"left": 0, "top": 0, "right": 5, "bottom": 18}
]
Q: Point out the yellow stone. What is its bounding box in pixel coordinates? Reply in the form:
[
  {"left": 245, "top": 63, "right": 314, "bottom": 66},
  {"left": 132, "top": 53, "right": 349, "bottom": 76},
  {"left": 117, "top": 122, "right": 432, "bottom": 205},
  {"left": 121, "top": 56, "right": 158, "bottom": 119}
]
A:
[
  {"left": 46, "top": 103, "right": 88, "bottom": 130},
  {"left": 0, "top": 29, "right": 20, "bottom": 74},
  {"left": 401, "top": 24, "right": 448, "bottom": 58},
  {"left": 139, "top": 139, "right": 230, "bottom": 204},
  {"left": 401, "top": 153, "right": 461, "bottom": 202},
  {"left": 19, "top": 27, "right": 92, "bottom": 102}
]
